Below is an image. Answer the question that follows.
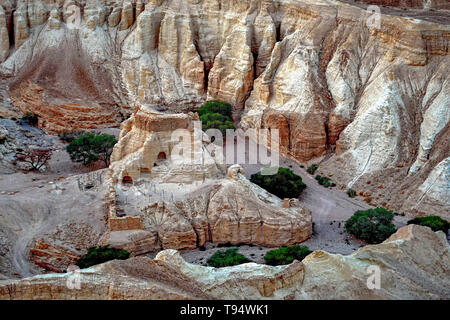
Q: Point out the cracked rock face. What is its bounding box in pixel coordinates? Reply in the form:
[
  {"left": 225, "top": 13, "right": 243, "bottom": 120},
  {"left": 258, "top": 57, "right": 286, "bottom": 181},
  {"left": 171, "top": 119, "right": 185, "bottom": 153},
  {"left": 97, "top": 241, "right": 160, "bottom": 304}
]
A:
[
  {"left": 103, "top": 173, "right": 313, "bottom": 253},
  {"left": 0, "top": 0, "right": 448, "bottom": 217},
  {"left": 105, "top": 108, "right": 312, "bottom": 252},
  {"left": 1, "top": 225, "right": 448, "bottom": 300},
  {"left": 0, "top": 119, "right": 53, "bottom": 173}
]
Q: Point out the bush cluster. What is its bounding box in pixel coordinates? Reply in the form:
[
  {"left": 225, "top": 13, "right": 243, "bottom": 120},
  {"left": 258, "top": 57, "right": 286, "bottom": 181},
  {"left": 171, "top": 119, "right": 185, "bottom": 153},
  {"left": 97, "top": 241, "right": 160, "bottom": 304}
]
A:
[
  {"left": 315, "top": 175, "right": 336, "bottom": 188},
  {"left": 66, "top": 132, "right": 117, "bottom": 166},
  {"left": 306, "top": 164, "right": 318, "bottom": 174},
  {"left": 207, "top": 248, "right": 252, "bottom": 268},
  {"left": 250, "top": 167, "right": 306, "bottom": 199},
  {"left": 347, "top": 188, "right": 357, "bottom": 198},
  {"left": 407, "top": 216, "right": 450, "bottom": 233},
  {"left": 196, "top": 100, "right": 235, "bottom": 135},
  {"left": 264, "top": 245, "right": 312, "bottom": 266},
  {"left": 345, "top": 208, "right": 396, "bottom": 244},
  {"left": 76, "top": 246, "right": 130, "bottom": 269}
]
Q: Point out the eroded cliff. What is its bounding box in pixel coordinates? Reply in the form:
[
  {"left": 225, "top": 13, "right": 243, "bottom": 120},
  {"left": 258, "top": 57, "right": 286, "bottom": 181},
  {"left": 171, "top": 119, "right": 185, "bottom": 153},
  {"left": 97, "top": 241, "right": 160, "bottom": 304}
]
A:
[
  {"left": 0, "top": 0, "right": 448, "bottom": 216},
  {"left": 0, "top": 225, "right": 448, "bottom": 299}
]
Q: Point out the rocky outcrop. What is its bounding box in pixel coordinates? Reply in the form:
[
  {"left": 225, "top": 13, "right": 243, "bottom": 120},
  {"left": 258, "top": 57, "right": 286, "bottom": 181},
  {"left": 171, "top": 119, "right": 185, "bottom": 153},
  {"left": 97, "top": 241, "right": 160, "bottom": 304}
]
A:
[
  {"left": 156, "top": 167, "right": 312, "bottom": 250},
  {"left": 104, "top": 107, "right": 312, "bottom": 253},
  {"left": 1, "top": 225, "right": 448, "bottom": 300},
  {"left": 0, "top": 175, "right": 108, "bottom": 278},
  {"left": 240, "top": 2, "right": 450, "bottom": 218},
  {"left": 206, "top": 22, "right": 254, "bottom": 113},
  {"left": 0, "top": 119, "right": 53, "bottom": 173},
  {"left": 29, "top": 240, "right": 79, "bottom": 273},
  {"left": 108, "top": 106, "right": 222, "bottom": 184},
  {"left": 297, "top": 225, "right": 450, "bottom": 299},
  {"left": 0, "top": 6, "right": 9, "bottom": 63},
  {"left": 0, "top": 0, "right": 448, "bottom": 216}
]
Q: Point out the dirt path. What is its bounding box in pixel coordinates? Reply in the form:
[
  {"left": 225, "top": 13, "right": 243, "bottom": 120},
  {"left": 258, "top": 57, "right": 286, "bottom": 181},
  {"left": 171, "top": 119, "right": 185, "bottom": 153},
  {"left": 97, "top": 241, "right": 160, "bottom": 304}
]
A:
[
  {"left": 179, "top": 136, "right": 409, "bottom": 264},
  {"left": 0, "top": 138, "right": 111, "bottom": 278},
  {"left": 0, "top": 128, "right": 409, "bottom": 276}
]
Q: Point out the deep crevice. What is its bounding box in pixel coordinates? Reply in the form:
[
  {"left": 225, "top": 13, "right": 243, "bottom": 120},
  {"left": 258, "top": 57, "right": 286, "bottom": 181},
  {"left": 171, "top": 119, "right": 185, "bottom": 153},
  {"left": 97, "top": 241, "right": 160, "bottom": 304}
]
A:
[
  {"left": 275, "top": 22, "right": 281, "bottom": 42},
  {"left": 8, "top": 10, "right": 14, "bottom": 47}
]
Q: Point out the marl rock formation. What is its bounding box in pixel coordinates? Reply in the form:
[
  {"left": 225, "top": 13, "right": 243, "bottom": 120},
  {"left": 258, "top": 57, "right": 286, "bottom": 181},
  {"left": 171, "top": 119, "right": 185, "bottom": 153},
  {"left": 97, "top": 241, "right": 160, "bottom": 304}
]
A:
[
  {"left": 0, "top": 225, "right": 448, "bottom": 300},
  {"left": 102, "top": 108, "right": 312, "bottom": 253},
  {"left": 0, "top": 0, "right": 448, "bottom": 218}
]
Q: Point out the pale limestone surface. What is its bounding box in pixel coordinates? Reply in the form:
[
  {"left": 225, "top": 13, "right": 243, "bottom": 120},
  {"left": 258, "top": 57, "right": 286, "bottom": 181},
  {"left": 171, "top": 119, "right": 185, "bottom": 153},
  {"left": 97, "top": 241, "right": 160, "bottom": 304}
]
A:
[
  {"left": 0, "top": 0, "right": 448, "bottom": 216},
  {"left": 105, "top": 108, "right": 312, "bottom": 252},
  {"left": 0, "top": 225, "right": 448, "bottom": 300}
]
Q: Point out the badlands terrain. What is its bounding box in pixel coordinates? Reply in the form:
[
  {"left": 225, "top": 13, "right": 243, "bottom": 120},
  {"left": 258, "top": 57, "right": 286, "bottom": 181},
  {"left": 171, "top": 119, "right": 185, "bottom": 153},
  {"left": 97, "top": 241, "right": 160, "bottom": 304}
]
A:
[{"left": 0, "top": 0, "right": 448, "bottom": 300}]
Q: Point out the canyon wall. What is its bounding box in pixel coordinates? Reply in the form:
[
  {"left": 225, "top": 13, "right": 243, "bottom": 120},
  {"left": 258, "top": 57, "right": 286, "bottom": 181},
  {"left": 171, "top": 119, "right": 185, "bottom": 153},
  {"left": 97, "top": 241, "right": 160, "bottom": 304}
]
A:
[
  {"left": 0, "top": 0, "right": 448, "bottom": 217},
  {"left": 1, "top": 225, "right": 448, "bottom": 299},
  {"left": 103, "top": 107, "right": 313, "bottom": 252}
]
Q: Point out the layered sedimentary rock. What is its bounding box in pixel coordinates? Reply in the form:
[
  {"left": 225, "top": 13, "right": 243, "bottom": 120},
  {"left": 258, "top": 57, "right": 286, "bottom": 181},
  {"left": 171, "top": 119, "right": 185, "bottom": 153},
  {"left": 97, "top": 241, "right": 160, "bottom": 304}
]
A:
[
  {"left": 29, "top": 240, "right": 80, "bottom": 273},
  {"left": 1, "top": 225, "right": 448, "bottom": 300},
  {"left": 0, "top": 119, "right": 53, "bottom": 173},
  {"left": 0, "top": 0, "right": 448, "bottom": 216},
  {"left": 0, "top": 6, "right": 9, "bottom": 63},
  {"left": 121, "top": 165, "right": 311, "bottom": 251},
  {"left": 105, "top": 108, "right": 312, "bottom": 252},
  {"left": 109, "top": 106, "right": 222, "bottom": 184},
  {"left": 239, "top": 1, "right": 450, "bottom": 218},
  {"left": 355, "top": 0, "right": 450, "bottom": 9},
  {"left": 0, "top": 175, "right": 108, "bottom": 278}
]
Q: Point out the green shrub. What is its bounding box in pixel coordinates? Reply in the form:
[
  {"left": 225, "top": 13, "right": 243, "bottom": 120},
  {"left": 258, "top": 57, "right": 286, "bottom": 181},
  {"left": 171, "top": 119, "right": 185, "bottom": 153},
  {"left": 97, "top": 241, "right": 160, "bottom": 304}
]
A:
[
  {"left": 307, "top": 164, "right": 318, "bottom": 174},
  {"left": 196, "top": 101, "right": 235, "bottom": 135},
  {"left": 315, "top": 175, "right": 336, "bottom": 188},
  {"left": 21, "top": 112, "right": 38, "bottom": 126},
  {"left": 200, "top": 112, "right": 235, "bottom": 135},
  {"left": 66, "top": 133, "right": 117, "bottom": 166},
  {"left": 264, "top": 245, "right": 312, "bottom": 266},
  {"left": 76, "top": 246, "right": 130, "bottom": 269},
  {"left": 199, "top": 112, "right": 230, "bottom": 123},
  {"left": 207, "top": 248, "right": 252, "bottom": 268},
  {"left": 250, "top": 167, "right": 306, "bottom": 199},
  {"left": 345, "top": 208, "right": 396, "bottom": 244},
  {"left": 347, "top": 188, "right": 357, "bottom": 198},
  {"left": 196, "top": 100, "right": 232, "bottom": 118},
  {"left": 407, "top": 216, "right": 450, "bottom": 233}
]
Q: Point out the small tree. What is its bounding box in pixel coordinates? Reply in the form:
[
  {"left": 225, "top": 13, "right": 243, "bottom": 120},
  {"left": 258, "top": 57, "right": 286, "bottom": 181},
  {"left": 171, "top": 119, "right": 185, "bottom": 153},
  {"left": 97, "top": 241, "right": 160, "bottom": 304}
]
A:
[
  {"left": 307, "top": 164, "right": 318, "bottom": 174},
  {"left": 207, "top": 248, "right": 252, "bottom": 268},
  {"left": 315, "top": 175, "right": 336, "bottom": 188},
  {"left": 347, "top": 188, "right": 357, "bottom": 198},
  {"left": 196, "top": 101, "right": 235, "bottom": 136},
  {"left": 407, "top": 216, "right": 450, "bottom": 233},
  {"left": 345, "top": 208, "right": 396, "bottom": 244},
  {"left": 264, "top": 245, "right": 311, "bottom": 266},
  {"left": 66, "top": 133, "right": 117, "bottom": 167},
  {"left": 16, "top": 148, "right": 52, "bottom": 171},
  {"left": 196, "top": 100, "right": 232, "bottom": 117},
  {"left": 91, "top": 134, "right": 117, "bottom": 167},
  {"left": 76, "top": 246, "right": 130, "bottom": 269},
  {"left": 58, "top": 130, "right": 85, "bottom": 143},
  {"left": 250, "top": 167, "right": 306, "bottom": 199},
  {"left": 200, "top": 113, "right": 235, "bottom": 135}
]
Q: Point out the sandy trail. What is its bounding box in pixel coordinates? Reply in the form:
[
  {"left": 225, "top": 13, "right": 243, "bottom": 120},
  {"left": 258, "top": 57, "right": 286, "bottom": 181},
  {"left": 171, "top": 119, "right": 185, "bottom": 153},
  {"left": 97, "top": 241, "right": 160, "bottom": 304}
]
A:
[
  {"left": 0, "top": 137, "right": 109, "bottom": 278},
  {"left": 0, "top": 129, "right": 409, "bottom": 277},
  {"left": 179, "top": 135, "right": 409, "bottom": 264}
]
